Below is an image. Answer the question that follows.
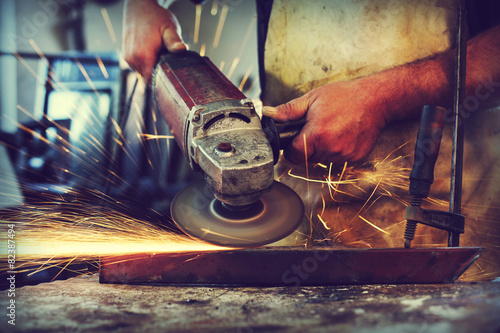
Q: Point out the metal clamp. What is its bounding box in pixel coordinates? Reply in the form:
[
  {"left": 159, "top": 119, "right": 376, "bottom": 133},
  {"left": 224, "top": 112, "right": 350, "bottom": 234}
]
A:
[{"left": 405, "top": 206, "right": 465, "bottom": 234}]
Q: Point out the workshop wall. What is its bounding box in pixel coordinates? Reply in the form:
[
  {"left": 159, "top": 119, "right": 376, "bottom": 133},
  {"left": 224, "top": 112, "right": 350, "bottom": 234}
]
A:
[{"left": 11, "top": 0, "right": 259, "bottom": 124}]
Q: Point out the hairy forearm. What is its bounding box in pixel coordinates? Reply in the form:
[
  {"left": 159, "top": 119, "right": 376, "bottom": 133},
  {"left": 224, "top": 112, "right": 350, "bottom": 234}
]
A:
[{"left": 366, "top": 24, "right": 500, "bottom": 123}]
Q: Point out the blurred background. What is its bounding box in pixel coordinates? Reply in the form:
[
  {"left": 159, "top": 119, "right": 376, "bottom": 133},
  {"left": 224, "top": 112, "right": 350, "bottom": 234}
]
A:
[
  {"left": 0, "top": 0, "right": 259, "bottom": 214},
  {"left": 0, "top": 0, "right": 260, "bottom": 286}
]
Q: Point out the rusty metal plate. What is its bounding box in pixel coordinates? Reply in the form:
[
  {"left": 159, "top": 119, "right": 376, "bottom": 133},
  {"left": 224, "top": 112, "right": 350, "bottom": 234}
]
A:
[{"left": 99, "top": 247, "right": 483, "bottom": 286}]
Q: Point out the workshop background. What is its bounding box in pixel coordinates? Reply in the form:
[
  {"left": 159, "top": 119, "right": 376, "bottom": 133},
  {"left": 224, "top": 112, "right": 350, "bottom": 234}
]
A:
[
  {"left": 1, "top": 0, "right": 500, "bottom": 332},
  {"left": 0, "top": 0, "right": 259, "bottom": 213}
]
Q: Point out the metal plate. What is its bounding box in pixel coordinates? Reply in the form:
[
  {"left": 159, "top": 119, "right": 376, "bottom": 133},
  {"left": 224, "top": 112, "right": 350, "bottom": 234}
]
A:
[
  {"left": 170, "top": 180, "right": 305, "bottom": 247},
  {"left": 100, "top": 247, "right": 483, "bottom": 286}
]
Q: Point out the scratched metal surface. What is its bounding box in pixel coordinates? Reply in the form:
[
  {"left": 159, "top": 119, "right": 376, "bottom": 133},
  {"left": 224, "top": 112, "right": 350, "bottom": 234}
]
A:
[
  {"left": 1, "top": 274, "right": 499, "bottom": 333},
  {"left": 99, "top": 247, "right": 483, "bottom": 286}
]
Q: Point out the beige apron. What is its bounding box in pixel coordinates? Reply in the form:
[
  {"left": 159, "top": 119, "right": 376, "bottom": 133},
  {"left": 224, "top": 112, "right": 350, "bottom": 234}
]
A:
[{"left": 265, "top": 0, "right": 500, "bottom": 280}]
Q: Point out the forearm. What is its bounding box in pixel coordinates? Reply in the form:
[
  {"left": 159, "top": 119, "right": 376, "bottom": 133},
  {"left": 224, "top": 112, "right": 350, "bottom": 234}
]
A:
[
  {"left": 262, "top": 25, "right": 500, "bottom": 164},
  {"left": 366, "top": 24, "right": 500, "bottom": 123}
]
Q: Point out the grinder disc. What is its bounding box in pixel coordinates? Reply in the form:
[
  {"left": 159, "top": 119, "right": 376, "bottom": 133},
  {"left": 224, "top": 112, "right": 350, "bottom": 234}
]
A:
[{"left": 171, "top": 180, "right": 304, "bottom": 247}]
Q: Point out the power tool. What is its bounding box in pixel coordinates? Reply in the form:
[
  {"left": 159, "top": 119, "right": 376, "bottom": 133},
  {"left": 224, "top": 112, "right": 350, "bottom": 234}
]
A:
[{"left": 152, "top": 51, "right": 304, "bottom": 247}]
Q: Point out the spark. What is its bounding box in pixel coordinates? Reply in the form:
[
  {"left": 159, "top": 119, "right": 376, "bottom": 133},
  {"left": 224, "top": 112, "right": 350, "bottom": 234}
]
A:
[
  {"left": 329, "top": 161, "right": 347, "bottom": 201},
  {"left": 213, "top": 1, "right": 229, "bottom": 48},
  {"left": 238, "top": 65, "right": 253, "bottom": 91},
  {"left": 151, "top": 105, "right": 157, "bottom": 123},
  {"left": 219, "top": 60, "right": 226, "bottom": 71},
  {"left": 0, "top": 203, "right": 229, "bottom": 262},
  {"left": 16, "top": 123, "right": 52, "bottom": 147},
  {"left": 237, "top": 15, "right": 257, "bottom": 58},
  {"left": 211, "top": 0, "right": 218, "bottom": 15},
  {"left": 317, "top": 214, "right": 330, "bottom": 230},
  {"left": 12, "top": 51, "right": 45, "bottom": 84},
  {"left": 133, "top": 101, "right": 145, "bottom": 128},
  {"left": 100, "top": 8, "right": 117, "bottom": 44},
  {"left": 319, "top": 194, "right": 326, "bottom": 217},
  {"left": 110, "top": 117, "right": 140, "bottom": 169},
  {"left": 75, "top": 59, "right": 101, "bottom": 98},
  {"left": 95, "top": 55, "right": 109, "bottom": 79},
  {"left": 226, "top": 15, "right": 257, "bottom": 79},
  {"left": 200, "top": 43, "right": 207, "bottom": 57},
  {"left": 358, "top": 215, "right": 391, "bottom": 235},
  {"left": 303, "top": 134, "right": 311, "bottom": 218},
  {"left": 28, "top": 39, "right": 48, "bottom": 65},
  {"left": 141, "top": 134, "right": 174, "bottom": 140},
  {"left": 150, "top": 106, "right": 165, "bottom": 157},
  {"left": 286, "top": 169, "right": 359, "bottom": 198},
  {"left": 194, "top": 4, "right": 202, "bottom": 44},
  {"left": 226, "top": 57, "right": 240, "bottom": 79}
]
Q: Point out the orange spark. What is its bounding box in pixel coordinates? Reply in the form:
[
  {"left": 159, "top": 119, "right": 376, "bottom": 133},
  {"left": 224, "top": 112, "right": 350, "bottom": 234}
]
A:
[
  {"left": 100, "top": 8, "right": 117, "bottom": 44},
  {"left": 226, "top": 57, "right": 240, "bottom": 79},
  {"left": 75, "top": 59, "right": 101, "bottom": 98},
  {"left": 358, "top": 215, "right": 391, "bottom": 235},
  {"left": 213, "top": 1, "right": 229, "bottom": 48},
  {"left": 317, "top": 214, "right": 330, "bottom": 230},
  {"left": 211, "top": 0, "right": 218, "bottom": 15},
  {"left": 95, "top": 55, "right": 109, "bottom": 79},
  {"left": 238, "top": 66, "right": 253, "bottom": 91},
  {"left": 194, "top": 4, "right": 202, "bottom": 44}
]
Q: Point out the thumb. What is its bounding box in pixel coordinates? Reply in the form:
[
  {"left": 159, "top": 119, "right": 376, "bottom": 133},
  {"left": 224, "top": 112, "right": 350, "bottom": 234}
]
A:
[
  {"left": 161, "top": 17, "right": 188, "bottom": 53},
  {"left": 262, "top": 96, "right": 309, "bottom": 122}
]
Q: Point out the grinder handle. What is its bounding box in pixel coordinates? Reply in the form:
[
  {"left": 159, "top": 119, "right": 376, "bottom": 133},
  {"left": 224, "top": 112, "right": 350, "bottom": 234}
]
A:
[
  {"left": 261, "top": 116, "right": 306, "bottom": 164},
  {"left": 409, "top": 105, "right": 446, "bottom": 199}
]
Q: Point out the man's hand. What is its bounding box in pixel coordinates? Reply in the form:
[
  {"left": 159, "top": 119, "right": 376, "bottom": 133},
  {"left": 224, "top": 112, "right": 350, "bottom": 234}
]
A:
[
  {"left": 264, "top": 24, "right": 500, "bottom": 165},
  {"left": 123, "top": 0, "right": 187, "bottom": 83},
  {"left": 263, "top": 78, "right": 389, "bottom": 164}
]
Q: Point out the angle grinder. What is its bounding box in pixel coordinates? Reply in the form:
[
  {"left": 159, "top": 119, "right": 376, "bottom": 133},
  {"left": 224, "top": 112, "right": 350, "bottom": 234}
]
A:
[{"left": 152, "top": 51, "right": 305, "bottom": 247}]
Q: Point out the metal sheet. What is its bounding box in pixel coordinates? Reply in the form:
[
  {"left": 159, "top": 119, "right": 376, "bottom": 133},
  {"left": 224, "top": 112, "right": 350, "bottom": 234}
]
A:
[{"left": 99, "top": 247, "right": 483, "bottom": 286}]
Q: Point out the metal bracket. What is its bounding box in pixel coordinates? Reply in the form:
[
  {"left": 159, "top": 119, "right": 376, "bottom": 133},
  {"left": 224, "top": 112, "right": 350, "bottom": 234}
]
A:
[{"left": 405, "top": 206, "right": 465, "bottom": 234}]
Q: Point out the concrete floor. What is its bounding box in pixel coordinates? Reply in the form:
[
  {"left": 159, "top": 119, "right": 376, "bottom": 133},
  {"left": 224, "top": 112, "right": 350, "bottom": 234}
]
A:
[{"left": 1, "top": 274, "right": 499, "bottom": 333}]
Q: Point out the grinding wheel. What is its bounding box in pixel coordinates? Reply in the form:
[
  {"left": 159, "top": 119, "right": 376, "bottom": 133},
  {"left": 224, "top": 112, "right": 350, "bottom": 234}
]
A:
[{"left": 171, "top": 180, "right": 305, "bottom": 247}]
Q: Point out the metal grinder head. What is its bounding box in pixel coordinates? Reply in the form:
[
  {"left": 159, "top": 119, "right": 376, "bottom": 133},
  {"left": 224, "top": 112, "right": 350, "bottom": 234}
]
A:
[
  {"left": 171, "top": 179, "right": 304, "bottom": 247},
  {"left": 153, "top": 51, "right": 305, "bottom": 246}
]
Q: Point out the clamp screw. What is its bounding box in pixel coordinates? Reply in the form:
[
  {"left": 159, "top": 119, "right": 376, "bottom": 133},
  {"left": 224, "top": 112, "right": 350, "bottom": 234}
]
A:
[{"left": 404, "top": 197, "right": 422, "bottom": 248}]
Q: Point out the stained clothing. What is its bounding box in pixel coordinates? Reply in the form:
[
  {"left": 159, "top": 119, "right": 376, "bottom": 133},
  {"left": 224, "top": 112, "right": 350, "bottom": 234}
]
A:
[{"left": 256, "top": 0, "right": 500, "bottom": 102}]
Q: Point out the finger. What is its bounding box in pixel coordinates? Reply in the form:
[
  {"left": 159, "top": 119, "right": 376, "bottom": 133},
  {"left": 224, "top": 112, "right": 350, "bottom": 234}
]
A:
[
  {"left": 135, "top": 38, "right": 162, "bottom": 84},
  {"left": 283, "top": 130, "right": 315, "bottom": 164},
  {"left": 262, "top": 96, "right": 309, "bottom": 122},
  {"left": 162, "top": 28, "right": 188, "bottom": 53},
  {"left": 161, "top": 16, "right": 187, "bottom": 53}
]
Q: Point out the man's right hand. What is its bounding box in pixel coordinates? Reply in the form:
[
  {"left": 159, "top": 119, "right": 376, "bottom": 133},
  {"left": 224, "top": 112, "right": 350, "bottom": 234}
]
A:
[{"left": 123, "top": 0, "right": 188, "bottom": 83}]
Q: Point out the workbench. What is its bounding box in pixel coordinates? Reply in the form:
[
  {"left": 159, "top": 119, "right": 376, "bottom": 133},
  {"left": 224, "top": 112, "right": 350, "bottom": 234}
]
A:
[{"left": 1, "top": 274, "right": 499, "bottom": 332}]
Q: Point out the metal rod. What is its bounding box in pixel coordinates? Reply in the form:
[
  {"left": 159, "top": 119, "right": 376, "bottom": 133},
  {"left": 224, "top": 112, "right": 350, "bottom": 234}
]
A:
[{"left": 449, "top": 0, "right": 467, "bottom": 247}]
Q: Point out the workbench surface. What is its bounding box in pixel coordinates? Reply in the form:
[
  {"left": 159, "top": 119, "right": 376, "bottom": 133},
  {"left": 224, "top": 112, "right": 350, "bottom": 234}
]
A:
[{"left": 1, "top": 274, "right": 499, "bottom": 333}]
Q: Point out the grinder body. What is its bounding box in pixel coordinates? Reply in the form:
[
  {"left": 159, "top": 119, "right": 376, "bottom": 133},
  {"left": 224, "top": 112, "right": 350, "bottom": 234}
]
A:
[{"left": 153, "top": 51, "right": 274, "bottom": 206}]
